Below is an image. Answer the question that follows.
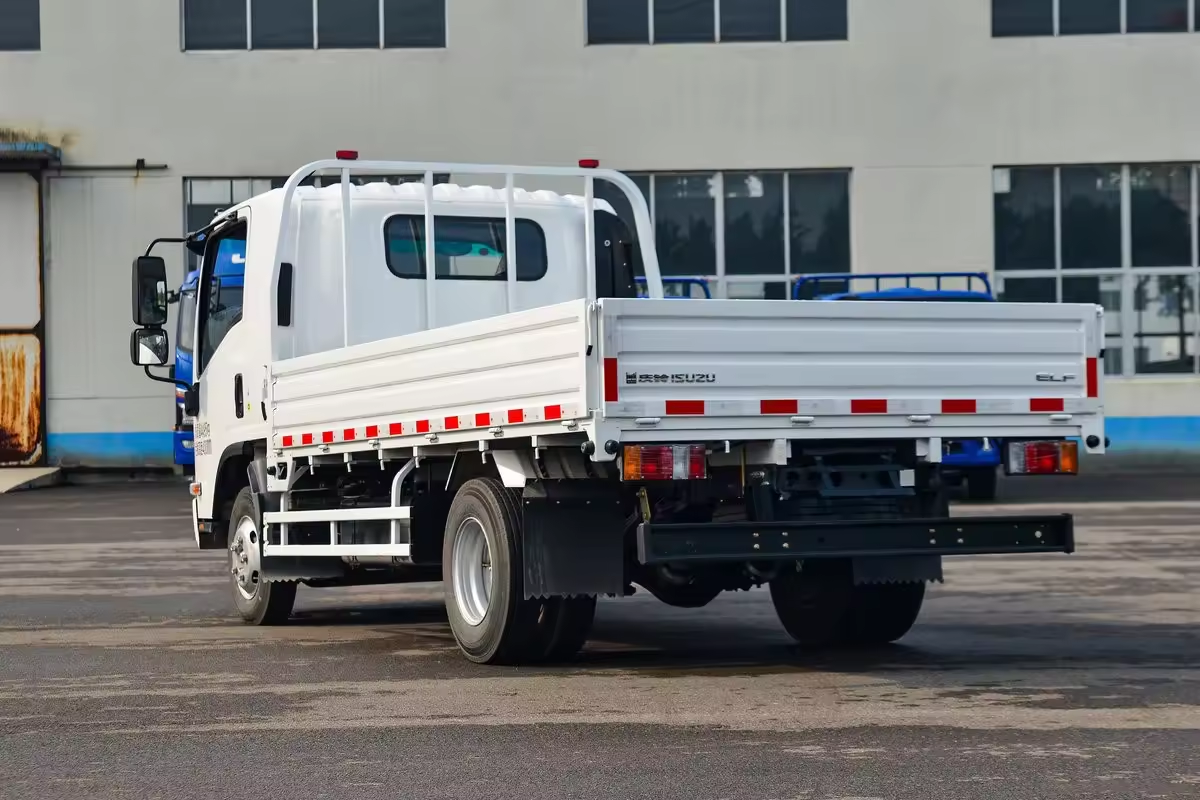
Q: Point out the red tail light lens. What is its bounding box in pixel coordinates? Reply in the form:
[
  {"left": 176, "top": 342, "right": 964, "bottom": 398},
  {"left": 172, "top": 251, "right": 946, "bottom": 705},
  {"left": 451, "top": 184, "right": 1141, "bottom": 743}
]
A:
[
  {"left": 622, "top": 445, "right": 707, "bottom": 481},
  {"left": 1007, "top": 440, "right": 1078, "bottom": 475}
]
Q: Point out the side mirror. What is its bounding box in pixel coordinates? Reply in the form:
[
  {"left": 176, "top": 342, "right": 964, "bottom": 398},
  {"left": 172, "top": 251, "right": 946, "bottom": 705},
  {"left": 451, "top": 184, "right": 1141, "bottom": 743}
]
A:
[
  {"left": 132, "top": 256, "right": 169, "bottom": 327},
  {"left": 130, "top": 328, "right": 170, "bottom": 367}
]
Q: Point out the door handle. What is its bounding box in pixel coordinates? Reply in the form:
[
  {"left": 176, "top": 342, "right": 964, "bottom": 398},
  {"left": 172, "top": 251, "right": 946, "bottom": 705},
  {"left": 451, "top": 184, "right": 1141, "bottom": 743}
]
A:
[{"left": 234, "top": 374, "right": 244, "bottom": 419}]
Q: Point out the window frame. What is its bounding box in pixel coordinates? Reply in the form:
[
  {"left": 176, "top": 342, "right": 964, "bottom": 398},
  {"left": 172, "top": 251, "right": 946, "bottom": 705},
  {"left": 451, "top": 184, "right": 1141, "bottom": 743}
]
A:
[
  {"left": 382, "top": 214, "right": 550, "bottom": 282},
  {"left": 181, "top": 0, "right": 447, "bottom": 50},
  {"left": 583, "top": 0, "right": 847, "bottom": 45},
  {"left": 993, "top": 162, "right": 1200, "bottom": 379}
]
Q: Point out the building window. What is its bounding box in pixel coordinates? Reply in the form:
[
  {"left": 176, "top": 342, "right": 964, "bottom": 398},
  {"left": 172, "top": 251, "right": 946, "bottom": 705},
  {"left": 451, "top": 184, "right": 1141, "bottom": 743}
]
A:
[
  {"left": 595, "top": 169, "right": 851, "bottom": 298},
  {"left": 993, "top": 0, "right": 1193, "bottom": 36},
  {"left": 994, "top": 164, "right": 1200, "bottom": 377},
  {"left": 585, "top": 0, "right": 846, "bottom": 44},
  {"left": 0, "top": 0, "right": 40, "bottom": 51},
  {"left": 183, "top": 0, "right": 445, "bottom": 50}
]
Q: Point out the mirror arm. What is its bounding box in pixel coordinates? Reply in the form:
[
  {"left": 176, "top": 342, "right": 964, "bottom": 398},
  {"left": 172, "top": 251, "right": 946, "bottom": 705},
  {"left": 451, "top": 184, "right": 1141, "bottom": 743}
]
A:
[{"left": 143, "top": 366, "right": 191, "bottom": 391}]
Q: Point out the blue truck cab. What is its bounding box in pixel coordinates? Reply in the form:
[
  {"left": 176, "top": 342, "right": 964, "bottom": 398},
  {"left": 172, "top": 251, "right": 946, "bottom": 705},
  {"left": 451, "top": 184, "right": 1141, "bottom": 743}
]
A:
[
  {"left": 794, "top": 272, "right": 1002, "bottom": 501},
  {"left": 168, "top": 238, "right": 246, "bottom": 469},
  {"left": 635, "top": 277, "right": 712, "bottom": 299}
]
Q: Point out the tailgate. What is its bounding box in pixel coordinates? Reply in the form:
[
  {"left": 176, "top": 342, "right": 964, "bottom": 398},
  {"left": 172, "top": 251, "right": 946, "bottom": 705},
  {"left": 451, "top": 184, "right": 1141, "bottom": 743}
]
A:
[{"left": 596, "top": 298, "right": 1104, "bottom": 445}]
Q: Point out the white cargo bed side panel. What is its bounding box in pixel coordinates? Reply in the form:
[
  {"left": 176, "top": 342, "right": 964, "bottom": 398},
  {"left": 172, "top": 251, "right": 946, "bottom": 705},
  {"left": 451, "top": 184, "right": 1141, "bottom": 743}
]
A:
[
  {"left": 272, "top": 300, "right": 590, "bottom": 447},
  {"left": 598, "top": 298, "right": 1104, "bottom": 442}
]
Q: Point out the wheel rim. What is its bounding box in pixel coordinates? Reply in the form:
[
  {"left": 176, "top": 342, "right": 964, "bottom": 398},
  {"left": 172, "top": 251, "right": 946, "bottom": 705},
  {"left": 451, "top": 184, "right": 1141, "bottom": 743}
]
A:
[
  {"left": 451, "top": 516, "right": 492, "bottom": 627},
  {"left": 230, "top": 515, "right": 261, "bottom": 601}
]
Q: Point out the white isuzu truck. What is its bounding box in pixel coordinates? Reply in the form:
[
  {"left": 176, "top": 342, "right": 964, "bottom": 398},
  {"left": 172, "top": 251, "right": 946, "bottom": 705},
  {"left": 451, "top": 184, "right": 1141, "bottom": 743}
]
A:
[{"left": 129, "top": 155, "right": 1106, "bottom": 664}]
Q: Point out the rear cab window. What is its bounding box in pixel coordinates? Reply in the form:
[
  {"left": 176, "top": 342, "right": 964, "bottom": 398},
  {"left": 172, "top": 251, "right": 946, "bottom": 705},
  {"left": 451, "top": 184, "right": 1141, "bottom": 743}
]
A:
[{"left": 384, "top": 215, "right": 547, "bottom": 281}]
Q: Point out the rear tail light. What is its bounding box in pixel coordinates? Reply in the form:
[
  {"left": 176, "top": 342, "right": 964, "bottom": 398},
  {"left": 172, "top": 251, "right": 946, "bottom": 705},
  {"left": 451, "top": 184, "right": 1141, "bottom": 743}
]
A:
[
  {"left": 622, "top": 445, "right": 707, "bottom": 481},
  {"left": 1007, "top": 440, "right": 1078, "bottom": 476}
]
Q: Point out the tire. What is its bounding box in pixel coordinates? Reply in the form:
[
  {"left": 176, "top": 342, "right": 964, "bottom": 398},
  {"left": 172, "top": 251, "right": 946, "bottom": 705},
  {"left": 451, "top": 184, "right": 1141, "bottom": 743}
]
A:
[
  {"left": 842, "top": 581, "right": 925, "bottom": 646},
  {"left": 228, "top": 486, "right": 297, "bottom": 626},
  {"left": 964, "top": 467, "right": 999, "bottom": 502},
  {"left": 769, "top": 559, "right": 925, "bottom": 648},
  {"left": 768, "top": 559, "right": 856, "bottom": 647},
  {"left": 535, "top": 595, "right": 597, "bottom": 663},
  {"left": 442, "top": 478, "right": 546, "bottom": 665}
]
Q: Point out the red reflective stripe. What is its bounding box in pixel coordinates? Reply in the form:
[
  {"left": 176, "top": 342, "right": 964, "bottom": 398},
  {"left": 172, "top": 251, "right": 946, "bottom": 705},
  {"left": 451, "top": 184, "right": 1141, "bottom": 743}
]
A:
[
  {"left": 851, "top": 399, "right": 888, "bottom": 414},
  {"left": 544, "top": 404, "right": 562, "bottom": 420},
  {"left": 1030, "top": 398, "right": 1065, "bottom": 412},
  {"left": 475, "top": 412, "right": 491, "bottom": 427},
  {"left": 941, "top": 399, "right": 976, "bottom": 414},
  {"left": 321, "top": 431, "right": 334, "bottom": 444},
  {"left": 760, "top": 399, "right": 798, "bottom": 415},
  {"left": 343, "top": 428, "right": 356, "bottom": 441},
  {"left": 388, "top": 422, "right": 403, "bottom": 436},
  {"left": 603, "top": 358, "right": 619, "bottom": 402},
  {"left": 507, "top": 409, "right": 524, "bottom": 424},
  {"left": 1086, "top": 357, "right": 1099, "bottom": 398},
  {"left": 281, "top": 435, "right": 294, "bottom": 447},
  {"left": 444, "top": 417, "right": 459, "bottom": 430},
  {"left": 665, "top": 400, "right": 704, "bottom": 415},
  {"left": 416, "top": 420, "right": 430, "bottom": 434},
  {"left": 365, "top": 425, "right": 379, "bottom": 438},
  {"left": 301, "top": 433, "right": 313, "bottom": 445}
]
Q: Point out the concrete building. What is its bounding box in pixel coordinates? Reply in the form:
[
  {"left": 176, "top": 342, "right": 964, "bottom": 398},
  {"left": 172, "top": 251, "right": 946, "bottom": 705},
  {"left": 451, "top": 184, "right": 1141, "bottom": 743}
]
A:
[{"left": 1, "top": 0, "right": 1198, "bottom": 468}]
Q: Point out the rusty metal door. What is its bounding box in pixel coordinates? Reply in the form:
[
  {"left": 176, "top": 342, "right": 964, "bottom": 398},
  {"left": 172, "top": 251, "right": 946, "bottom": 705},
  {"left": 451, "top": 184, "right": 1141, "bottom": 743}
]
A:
[{"left": 0, "top": 172, "right": 45, "bottom": 466}]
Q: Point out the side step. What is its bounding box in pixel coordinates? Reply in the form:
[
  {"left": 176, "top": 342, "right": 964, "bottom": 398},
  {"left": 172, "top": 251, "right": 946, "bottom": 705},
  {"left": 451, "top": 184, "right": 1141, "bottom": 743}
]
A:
[{"left": 636, "top": 514, "right": 1075, "bottom": 565}]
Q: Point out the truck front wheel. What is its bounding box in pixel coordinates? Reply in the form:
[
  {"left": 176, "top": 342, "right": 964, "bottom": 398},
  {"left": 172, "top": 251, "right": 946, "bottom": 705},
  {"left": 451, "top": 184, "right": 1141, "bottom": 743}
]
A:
[
  {"left": 443, "top": 478, "right": 553, "bottom": 664},
  {"left": 228, "top": 487, "right": 296, "bottom": 625},
  {"left": 769, "top": 559, "right": 925, "bottom": 648}
]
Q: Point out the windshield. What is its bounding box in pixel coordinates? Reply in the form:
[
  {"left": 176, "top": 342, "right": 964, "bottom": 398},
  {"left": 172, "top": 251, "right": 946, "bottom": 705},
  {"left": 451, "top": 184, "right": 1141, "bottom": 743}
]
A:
[{"left": 176, "top": 289, "right": 197, "bottom": 354}]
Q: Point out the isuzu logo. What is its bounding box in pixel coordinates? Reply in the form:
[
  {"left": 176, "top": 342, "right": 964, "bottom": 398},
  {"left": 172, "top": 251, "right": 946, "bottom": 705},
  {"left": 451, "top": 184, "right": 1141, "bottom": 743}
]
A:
[{"left": 625, "top": 373, "right": 716, "bottom": 385}]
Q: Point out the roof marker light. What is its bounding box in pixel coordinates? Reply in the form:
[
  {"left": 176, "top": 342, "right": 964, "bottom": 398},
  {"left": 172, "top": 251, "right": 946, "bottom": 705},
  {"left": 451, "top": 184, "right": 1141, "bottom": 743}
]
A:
[
  {"left": 578, "top": 159, "right": 600, "bottom": 169},
  {"left": 335, "top": 150, "right": 359, "bottom": 160}
]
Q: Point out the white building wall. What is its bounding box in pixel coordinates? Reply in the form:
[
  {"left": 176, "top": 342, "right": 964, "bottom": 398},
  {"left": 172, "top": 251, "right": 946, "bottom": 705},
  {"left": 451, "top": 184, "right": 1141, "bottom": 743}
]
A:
[{"left": 1, "top": 0, "right": 1198, "bottom": 462}]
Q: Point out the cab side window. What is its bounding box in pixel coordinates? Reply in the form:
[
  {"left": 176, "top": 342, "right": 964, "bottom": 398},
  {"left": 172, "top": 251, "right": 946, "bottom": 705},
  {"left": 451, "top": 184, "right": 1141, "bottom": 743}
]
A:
[{"left": 197, "top": 221, "right": 248, "bottom": 373}]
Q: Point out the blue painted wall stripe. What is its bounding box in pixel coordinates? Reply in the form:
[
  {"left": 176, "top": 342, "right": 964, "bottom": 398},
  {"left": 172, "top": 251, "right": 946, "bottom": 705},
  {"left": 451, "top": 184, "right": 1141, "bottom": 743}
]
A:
[{"left": 43, "top": 416, "right": 1200, "bottom": 467}]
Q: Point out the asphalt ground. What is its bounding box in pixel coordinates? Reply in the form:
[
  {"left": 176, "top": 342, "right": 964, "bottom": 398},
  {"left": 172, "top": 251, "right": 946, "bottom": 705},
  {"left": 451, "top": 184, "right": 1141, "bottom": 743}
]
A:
[{"left": 0, "top": 472, "right": 1197, "bottom": 799}]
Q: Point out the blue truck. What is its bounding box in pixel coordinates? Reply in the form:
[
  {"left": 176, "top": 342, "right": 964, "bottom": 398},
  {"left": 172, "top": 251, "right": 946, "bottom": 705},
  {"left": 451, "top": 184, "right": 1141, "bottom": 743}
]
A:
[
  {"left": 636, "top": 272, "right": 1002, "bottom": 501},
  {"left": 167, "top": 238, "right": 246, "bottom": 470},
  {"left": 794, "top": 272, "right": 1002, "bottom": 501}
]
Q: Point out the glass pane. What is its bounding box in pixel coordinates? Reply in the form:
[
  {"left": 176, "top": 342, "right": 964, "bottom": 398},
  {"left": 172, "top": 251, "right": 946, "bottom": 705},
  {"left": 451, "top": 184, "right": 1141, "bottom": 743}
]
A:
[
  {"left": 721, "top": 0, "right": 780, "bottom": 41},
  {"left": 998, "top": 276, "right": 1056, "bottom": 302},
  {"left": 727, "top": 282, "right": 789, "bottom": 300},
  {"left": 318, "top": 0, "right": 379, "bottom": 47},
  {"left": 992, "top": 0, "right": 1053, "bottom": 36},
  {"left": 1127, "top": 0, "right": 1188, "bottom": 32},
  {"left": 385, "top": 216, "right": 548, "bottom": 281},
  {"left": 1063, "top": 275, "right": 1123, "bottom": 374},
  {"left": 0, "top": 0, "right": 39, "bottom": 50},
  {"left": 1133, "top": 275, "right": 1197, "bottom": 373},
  {"left": 1059, "top": 0, "right": 1120, "bottom": 34},
  {"left": 994, "top": 167, "right": 1055, "bottom": 270},
  {"left": 1131, "top": 164, "right": 1191, "bottom": 267},
  {"left": 588, "top": 0, "right": 650, "bottom": 43},
  {"left": 724, "top": 173, "right": 785, "bottom": 275},
  {"left": 789, "top": 170, "right": 850, "bottom": 273},
  {"left": 1061, "top": 165, "right": 1122, "bottom": 270},
  {"left": 251, "top": 0, "right": 314, "bottom": 48},
  {"left": 786, "top": 0, "right": 847, "bottom": 40},
  {"left": 188, "top": 179, "right": 233, "bottom": 205},
  {"left": 655, "top": 174, "right": 717, "bottom": 276},
  {"left": 384, "top": 0, "right": 445, "bottom": 47},
  {"left": 654, "top": 0, "right": 715, "bottom": 43},
  {"left": 183, "top": 0, "right": 246, "bottom": 49}
]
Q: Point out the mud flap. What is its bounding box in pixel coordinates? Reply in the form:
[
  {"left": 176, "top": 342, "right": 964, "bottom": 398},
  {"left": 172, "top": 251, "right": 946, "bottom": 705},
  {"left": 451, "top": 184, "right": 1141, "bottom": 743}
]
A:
[
  {"left": 521, "top": 480, "right": 626, "bottom": 599},
  {"left": 852, "top": 555, "right": 943, "bottom": 585}
]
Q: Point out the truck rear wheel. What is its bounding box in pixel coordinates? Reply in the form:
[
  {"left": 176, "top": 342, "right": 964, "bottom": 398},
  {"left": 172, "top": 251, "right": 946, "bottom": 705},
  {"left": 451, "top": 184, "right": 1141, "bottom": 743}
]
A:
[
  {"left": 443, "top": 478, "right": 547, "bottom": 664},
  {"left": 228, "top": 487, "right": 297, "bottom": 626},
  {"left": 769, "top": 559, "right": 924, "bottom": 648},
  {"left": 534, "top": 595, "right": 596, "bottom": 662}
]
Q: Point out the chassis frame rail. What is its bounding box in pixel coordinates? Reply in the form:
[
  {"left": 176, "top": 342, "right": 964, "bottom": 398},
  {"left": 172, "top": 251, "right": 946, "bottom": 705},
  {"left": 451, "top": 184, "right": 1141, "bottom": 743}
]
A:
[{"left": 636, "top": 514, "right": 1075, "bottom": 565}]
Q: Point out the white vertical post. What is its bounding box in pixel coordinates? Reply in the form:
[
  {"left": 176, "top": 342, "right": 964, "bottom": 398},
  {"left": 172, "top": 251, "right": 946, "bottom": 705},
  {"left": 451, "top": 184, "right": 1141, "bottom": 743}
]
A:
[
  {"left": 340, "top": 166, "right": 351, "bottom": 347},
  {"left": 505, "top": 173, "right": 517, "bottom": 313},
  {"left": 423, "top": 169, "right": 436, "bottom": 330},
  {"left": 584, "top": 174, "right": 597, "bottom": 304}
]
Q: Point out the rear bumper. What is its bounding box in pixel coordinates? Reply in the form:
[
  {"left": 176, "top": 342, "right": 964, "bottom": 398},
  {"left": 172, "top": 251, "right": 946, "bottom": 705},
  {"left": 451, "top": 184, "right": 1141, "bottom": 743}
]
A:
[{"left": 636, "top": 513, "right": 1074, "bottom": 565}]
